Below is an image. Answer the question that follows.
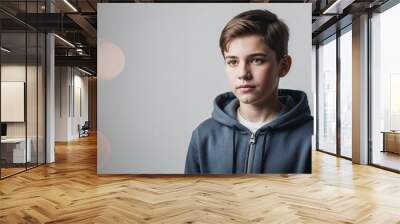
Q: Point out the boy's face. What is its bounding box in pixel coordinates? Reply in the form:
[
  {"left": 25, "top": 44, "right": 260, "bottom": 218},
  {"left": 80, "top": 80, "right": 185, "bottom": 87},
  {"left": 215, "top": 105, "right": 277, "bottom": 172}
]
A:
[{"left": 223, "top": 35, "right": 291, "bottom": 106}]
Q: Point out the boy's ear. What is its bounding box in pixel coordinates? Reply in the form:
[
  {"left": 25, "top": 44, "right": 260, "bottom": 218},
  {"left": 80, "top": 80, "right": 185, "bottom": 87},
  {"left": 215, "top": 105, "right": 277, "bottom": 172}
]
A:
[{"left": 278, "top": 55, "right": 292, "bottom": 78}]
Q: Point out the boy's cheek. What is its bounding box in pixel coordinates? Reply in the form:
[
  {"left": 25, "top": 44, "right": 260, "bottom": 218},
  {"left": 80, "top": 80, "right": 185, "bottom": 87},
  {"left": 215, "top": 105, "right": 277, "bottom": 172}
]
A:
[
  {"left": 225, "top": 75, "right": 236, "bottom": 87},
  {"left": 230, "top": 85, "right": 237, "bottom": 94},
  {"left": 224, "top": 69, "right": 235, "bottom": 78},
  {"left": 230, "top": 86, "right": 239, "bottom": 96}
]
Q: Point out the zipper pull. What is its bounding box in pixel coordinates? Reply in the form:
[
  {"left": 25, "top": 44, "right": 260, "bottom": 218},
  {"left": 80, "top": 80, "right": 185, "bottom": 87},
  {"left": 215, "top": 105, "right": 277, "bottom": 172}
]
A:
[{"left": 250, "top": 132, "right": 256, "bottom": 144}]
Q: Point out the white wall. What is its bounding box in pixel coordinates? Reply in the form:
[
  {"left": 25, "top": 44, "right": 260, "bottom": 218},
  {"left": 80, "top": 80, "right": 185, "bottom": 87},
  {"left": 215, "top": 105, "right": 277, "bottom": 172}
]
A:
[
  {"left": 55, "top": 67, "right": 69, "bottom": 141},
  {"left": 72, "top": 73, "right": 89, "bottom": 138},
  {"left": 98, "top": 3, "right": 312, "bottom": 174},
  {"left": 55, "top": 67, "right": 89, "bottom": 141}
]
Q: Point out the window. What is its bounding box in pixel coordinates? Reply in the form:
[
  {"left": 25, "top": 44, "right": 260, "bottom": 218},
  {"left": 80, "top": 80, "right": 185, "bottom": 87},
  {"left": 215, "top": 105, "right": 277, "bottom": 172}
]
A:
[
  {"left": 370, "top": 2, "right": 400, "bottom": 171},
  {"left": 339, "top": 27, "right": 352, "bottom": 158},
  {"left": 317, "top": 36, "right": 337, "bottom": 154}
]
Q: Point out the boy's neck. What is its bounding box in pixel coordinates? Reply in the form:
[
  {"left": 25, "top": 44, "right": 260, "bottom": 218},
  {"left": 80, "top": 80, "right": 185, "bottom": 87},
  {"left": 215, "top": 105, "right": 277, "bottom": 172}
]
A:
[{"left": 238, "top": 94, "right": 283, "bottom": 124}]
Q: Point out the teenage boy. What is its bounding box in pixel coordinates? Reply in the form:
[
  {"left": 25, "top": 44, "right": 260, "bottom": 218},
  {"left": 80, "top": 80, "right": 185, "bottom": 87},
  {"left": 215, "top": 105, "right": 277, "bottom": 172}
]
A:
[{"left": 185, "top": 9, "right": 313, "bottom": 174}]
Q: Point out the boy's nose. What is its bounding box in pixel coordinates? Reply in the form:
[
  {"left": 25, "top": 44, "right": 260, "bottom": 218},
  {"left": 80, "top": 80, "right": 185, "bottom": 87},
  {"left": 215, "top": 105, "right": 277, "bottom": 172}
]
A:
[
  {"left": 238, "top": 64, "right": 251, "bottom": 80},
  {"left": 238, "top": 73, "right": 251, "bottom": 80}
]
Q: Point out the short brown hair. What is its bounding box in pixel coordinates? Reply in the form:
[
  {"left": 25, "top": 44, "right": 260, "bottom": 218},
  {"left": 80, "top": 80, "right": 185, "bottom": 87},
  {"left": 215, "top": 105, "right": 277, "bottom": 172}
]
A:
[{"left": 219, "top": 9, "right": 289, "bottom": 60}]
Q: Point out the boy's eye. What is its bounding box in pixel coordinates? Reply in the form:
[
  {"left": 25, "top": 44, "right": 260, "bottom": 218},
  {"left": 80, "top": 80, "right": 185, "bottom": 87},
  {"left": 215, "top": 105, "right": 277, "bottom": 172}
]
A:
[
  {"left": 250, "top": 58, "right": 265, "bottom": 65},
  {"left": 226, "top": 60, "right": 238, "bottom": 66}
]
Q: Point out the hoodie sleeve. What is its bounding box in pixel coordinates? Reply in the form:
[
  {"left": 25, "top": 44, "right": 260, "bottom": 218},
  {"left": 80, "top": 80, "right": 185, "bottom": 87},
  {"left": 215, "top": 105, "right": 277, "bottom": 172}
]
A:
[{"left": 184, "top": 130, "right": 201, "bottom": 174}]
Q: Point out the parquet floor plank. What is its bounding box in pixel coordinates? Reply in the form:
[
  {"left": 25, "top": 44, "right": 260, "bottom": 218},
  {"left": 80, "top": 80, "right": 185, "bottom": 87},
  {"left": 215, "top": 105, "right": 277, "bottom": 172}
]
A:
[{"left": 0, "top": 133, "right": 399, "bottom": 223}]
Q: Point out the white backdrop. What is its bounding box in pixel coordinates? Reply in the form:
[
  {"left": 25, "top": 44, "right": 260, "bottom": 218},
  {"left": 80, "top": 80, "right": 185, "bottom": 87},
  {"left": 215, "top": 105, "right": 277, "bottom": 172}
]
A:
[{"left": 98, "top": 3, "right": 312, "bottom": 174}]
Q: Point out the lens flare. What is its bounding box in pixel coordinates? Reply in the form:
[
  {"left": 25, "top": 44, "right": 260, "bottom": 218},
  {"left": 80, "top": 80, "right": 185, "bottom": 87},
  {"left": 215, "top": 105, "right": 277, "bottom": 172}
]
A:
[{"left": 98, "top": 39, "right": 125, "bottom": 80}]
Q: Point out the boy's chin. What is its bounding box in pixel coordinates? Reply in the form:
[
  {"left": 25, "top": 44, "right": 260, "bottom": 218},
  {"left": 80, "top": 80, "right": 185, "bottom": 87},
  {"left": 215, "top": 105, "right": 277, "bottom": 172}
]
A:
[
  {"left": 236, "top": 92, "right": 270, "bottom": 106},
  {"left": 237, "top": 94, "right": 258, "bottom": 105}
]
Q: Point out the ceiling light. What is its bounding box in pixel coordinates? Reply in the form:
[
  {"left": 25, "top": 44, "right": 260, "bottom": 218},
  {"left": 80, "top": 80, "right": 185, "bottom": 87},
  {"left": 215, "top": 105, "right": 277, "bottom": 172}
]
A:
[
  {"left": 1, "top": 47, "right": 11, "bottom": 53},
  {"left": 78, "top": 67, "right": 93, "bottom": 76},
  {"left": 323, "top": 0, "right": 354, "bottom": 15},
  {"left": 54, "top": 34, "right": 75, "bottom": 48},
  {"left": 63, "top": 0, "right": 78, "bottom": 12}
]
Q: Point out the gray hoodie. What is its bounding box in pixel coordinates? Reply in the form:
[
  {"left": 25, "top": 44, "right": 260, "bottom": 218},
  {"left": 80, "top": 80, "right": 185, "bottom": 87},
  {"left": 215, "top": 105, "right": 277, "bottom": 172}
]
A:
[{"left": 185, "top": 89, "right": 313, "bottom": 174}]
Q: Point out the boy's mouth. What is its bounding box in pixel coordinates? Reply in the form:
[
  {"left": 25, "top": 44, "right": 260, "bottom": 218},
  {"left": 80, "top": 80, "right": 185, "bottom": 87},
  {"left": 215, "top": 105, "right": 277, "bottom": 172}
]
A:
[
  {"left": 237, "top": 84, "right": 256, "bottom": 89},
  {"left": 237, "top": 85, "right": 256, "bottom": 93}
]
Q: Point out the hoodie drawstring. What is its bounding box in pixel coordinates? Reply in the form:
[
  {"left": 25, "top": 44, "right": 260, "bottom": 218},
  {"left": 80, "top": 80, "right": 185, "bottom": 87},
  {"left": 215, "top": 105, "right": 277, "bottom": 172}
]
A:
[{"left": 232, "top": 128, "right": 237, "bottom": 173}]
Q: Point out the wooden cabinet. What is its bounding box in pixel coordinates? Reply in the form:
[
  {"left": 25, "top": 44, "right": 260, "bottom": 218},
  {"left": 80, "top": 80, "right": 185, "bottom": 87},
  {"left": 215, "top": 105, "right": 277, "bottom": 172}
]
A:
[{"left": 382, "top": 131, "right": 400, "bottom": 154}]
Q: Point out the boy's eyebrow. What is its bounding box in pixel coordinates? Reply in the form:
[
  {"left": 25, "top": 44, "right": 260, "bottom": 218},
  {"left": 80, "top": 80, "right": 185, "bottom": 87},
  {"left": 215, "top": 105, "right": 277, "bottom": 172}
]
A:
[
  {"left": 224, "top": 55, "right": 238, "bottom": 60},
  {"left": 224, "top": 53, "right": 269, "bottom": 60},
  {"left": 248, "top": 53, "right": 268, "bottom": 57}
]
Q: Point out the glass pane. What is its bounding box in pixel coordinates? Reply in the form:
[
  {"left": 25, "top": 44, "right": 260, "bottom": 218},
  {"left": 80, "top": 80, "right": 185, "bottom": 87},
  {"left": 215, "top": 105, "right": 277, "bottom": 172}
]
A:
[
  {"left": 25, "top": 0, "right": 38, "bottom": 169},
  {"left": 27, "top": 31, "right": 38, "bottom": 169},
  {"left": 312, "top": 45, "right": 317, "bottom": 150},
  {"left": 318, "top": 36, "right": 337, "bottom": 154},
  {"left": 371, "top": 4, "right": 400, "bottom": 171},
  {"left": 38, "top": 33, "right": 45, "bottom": 165},
  {"left": 1, "top": 31, "right": 27, "bottom": 178},
  {"left": 340, "top": 29, "right": 352, "bottom": 158}
]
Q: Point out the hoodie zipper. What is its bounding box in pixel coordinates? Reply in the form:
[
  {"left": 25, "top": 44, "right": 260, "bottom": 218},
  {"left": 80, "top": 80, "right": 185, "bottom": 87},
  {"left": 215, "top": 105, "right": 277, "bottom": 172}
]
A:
[{"left": 245, "top": 132, "right": 256, "bottom": 173}]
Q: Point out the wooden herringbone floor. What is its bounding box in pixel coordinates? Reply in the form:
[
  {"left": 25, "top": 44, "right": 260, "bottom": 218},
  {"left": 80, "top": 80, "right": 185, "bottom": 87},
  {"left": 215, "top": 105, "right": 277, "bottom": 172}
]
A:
[{"left": 1, "top": 133, "right": 400, "bottom": 224}]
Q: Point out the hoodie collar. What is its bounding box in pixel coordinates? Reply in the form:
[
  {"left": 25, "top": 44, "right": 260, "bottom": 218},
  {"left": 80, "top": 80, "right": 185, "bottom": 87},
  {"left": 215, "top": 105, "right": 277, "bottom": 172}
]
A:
[{"left": 211, "top": 89, "right": 312, "bottom": 132}]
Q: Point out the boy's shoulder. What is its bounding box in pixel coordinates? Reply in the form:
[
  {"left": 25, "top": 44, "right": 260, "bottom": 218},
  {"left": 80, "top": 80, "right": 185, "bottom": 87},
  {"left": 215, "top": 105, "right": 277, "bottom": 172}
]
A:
[
  {"left": 193, "top": 117, "right": 227, "bottom": 136},
  {"left": 195, "top": 117, "right": 221, "bottom": 131}
]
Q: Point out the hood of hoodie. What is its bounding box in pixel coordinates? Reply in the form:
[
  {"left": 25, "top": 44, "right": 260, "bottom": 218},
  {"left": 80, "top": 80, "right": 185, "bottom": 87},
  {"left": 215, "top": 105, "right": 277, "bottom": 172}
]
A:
[{"left": 211, "top": 89, "right": 312, "bottom": 132}]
